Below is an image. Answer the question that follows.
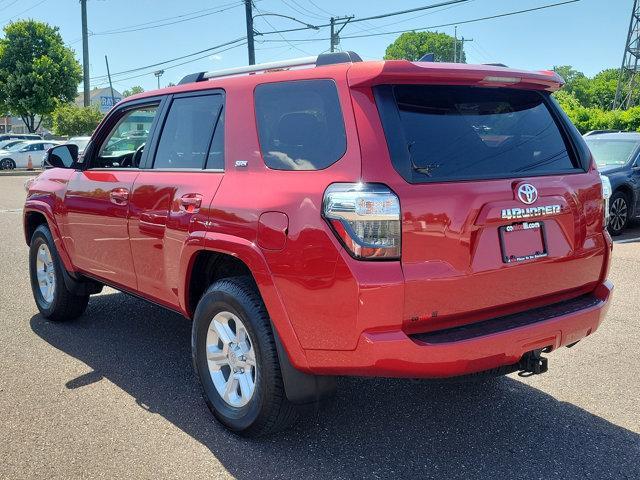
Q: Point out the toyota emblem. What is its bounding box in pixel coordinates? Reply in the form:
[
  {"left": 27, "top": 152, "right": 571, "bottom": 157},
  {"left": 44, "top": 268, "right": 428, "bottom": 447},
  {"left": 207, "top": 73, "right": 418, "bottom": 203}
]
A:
[{"left": 517, "top": 183, "right": 538, "bottom": 205}]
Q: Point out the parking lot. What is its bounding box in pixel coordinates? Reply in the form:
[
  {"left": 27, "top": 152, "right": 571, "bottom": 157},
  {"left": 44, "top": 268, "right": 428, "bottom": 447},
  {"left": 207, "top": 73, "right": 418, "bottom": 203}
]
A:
[{"left": 1, "top": 175, "right": 638, "bottom": 479}]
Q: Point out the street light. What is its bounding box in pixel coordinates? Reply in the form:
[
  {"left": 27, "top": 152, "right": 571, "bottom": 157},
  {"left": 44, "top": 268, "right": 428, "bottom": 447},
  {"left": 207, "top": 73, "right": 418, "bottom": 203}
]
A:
[{"left": 154, "top": 69, "right": 164, "bottom": 89}]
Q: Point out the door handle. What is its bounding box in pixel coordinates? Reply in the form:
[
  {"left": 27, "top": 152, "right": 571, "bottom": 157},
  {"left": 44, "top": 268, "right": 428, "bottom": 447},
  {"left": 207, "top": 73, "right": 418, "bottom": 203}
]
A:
[
  {"left": 109, "top": 188, "right": 129, "bottom": 206},
  {"left": 179, "top": 193, "right": 203, "bottom": 213}
]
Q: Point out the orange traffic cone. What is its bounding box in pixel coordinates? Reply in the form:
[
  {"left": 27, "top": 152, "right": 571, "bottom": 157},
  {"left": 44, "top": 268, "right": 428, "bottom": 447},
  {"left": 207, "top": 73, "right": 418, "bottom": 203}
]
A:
[{"left": 27, "top": 154, "right": 33, "bottom": 170}]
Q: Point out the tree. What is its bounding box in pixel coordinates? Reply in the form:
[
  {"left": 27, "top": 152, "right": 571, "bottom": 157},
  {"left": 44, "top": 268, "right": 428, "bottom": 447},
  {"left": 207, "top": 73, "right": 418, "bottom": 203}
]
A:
[
  {"left": 384, "top": 31, "right": 465, "bottom": 63},
  {"left": 122, "top": 85, "right": 144, "bottom": 98},
  {"left": 51, "top": 103, "right": 103, "bottom": 136},
  {"left": 553, "top": 66, "right": 640, "bottom": 110},
  {"left": 0, "top": 20, "right": 82, "bottom": 132},
  {"left": 552, "top": 65, "right": 586, "bottom": 85}
]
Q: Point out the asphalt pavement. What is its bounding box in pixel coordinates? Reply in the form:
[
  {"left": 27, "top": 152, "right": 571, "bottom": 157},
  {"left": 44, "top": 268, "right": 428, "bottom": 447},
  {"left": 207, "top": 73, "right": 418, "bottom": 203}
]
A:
[{"left": 1, "top": 176, "right": 638, "bottom": 479}]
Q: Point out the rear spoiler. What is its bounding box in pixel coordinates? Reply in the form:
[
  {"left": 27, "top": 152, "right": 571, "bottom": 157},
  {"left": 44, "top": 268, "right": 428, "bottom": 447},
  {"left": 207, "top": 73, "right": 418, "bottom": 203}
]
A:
[{"left": 347, "top": 60, "right": 564, "bottom": 92}]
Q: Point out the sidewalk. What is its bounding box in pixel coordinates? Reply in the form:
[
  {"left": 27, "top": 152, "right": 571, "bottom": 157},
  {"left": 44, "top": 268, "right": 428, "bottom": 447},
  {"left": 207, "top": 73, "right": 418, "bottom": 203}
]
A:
[{"left": 0, "top": 169, "right": 41, "bottom": 177}]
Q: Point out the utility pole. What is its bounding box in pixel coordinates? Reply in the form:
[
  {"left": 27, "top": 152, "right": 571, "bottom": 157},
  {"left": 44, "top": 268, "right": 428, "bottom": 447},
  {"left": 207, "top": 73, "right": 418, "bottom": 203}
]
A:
[
  {"left": 453, "top": 26, "right": 457, "bottom": 63},
  {"left": 330, "top": 17, "right": 335, "bottom": 52},
  {"left": 80, "top": 0, "right": 90, "bottom": 107},
  {"left": 458, "top": 36, "right": 473, "bottom": 63},
  {"left": 244, "top": 0, "right": 255, "bottom": 65},
  {"left": 329, "top": 16, "right": 353, "bottom": 53},
  {"left": 614, "top": 0, "right": 640, "bottom": 109},
  {"left": 104, "top": 55, "right": 115, "bottom": 108}
]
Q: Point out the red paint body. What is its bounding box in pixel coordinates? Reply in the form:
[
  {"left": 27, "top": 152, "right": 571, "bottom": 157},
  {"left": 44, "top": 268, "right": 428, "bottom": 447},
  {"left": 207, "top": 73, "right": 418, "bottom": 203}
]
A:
[{"left": 24, "top": 60, "right": 613, "bottom": 377}]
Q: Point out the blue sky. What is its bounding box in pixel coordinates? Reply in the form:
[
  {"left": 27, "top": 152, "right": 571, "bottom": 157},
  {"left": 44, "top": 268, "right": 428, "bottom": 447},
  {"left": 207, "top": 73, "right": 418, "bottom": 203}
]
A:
[{"left": 0, "top": 0, "right": 630, "bottom": 93}]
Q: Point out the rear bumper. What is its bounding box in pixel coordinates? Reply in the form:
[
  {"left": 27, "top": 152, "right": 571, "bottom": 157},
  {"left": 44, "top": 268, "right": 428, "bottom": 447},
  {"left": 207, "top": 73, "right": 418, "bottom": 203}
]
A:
[{"left": 305, "top": 280, "right": 613, "bottom": 378}]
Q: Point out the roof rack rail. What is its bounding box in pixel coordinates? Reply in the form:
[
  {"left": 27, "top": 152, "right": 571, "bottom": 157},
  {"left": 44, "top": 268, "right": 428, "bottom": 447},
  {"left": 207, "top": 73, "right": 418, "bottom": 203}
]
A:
[
  {"left": 483, "top": 63, "right": 509, "bottom": 68},
  {"left": 178, "top": 51, "right": 362, "bottom": 85}
]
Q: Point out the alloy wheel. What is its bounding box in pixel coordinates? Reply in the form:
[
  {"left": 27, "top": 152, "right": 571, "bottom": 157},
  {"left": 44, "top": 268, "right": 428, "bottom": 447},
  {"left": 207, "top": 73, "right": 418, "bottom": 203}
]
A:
[
  {"left": 206, "top": 311, "right": 257, "bottom": 408},
  {"left": 36, "top": 243, "right": 56, "bottom": 304},
  {"left": 610, "top": 197, "right": 628, "bottom": 233}
]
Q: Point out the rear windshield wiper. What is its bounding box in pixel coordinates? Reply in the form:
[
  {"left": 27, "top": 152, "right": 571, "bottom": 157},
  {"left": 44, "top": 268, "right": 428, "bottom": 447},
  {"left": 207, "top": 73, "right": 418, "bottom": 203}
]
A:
[{"left": 407, "top": 141, "right": 441, "bottom": 177}]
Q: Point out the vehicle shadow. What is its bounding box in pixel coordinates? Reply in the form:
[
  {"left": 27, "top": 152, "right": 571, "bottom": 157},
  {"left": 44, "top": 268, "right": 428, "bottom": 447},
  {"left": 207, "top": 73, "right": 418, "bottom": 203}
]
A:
[
  {"left": 614, "top": 221, "right": 640, "bottom": 244},
  {"left": 30, "top": 292, "right": 639, "bottom": 479}
]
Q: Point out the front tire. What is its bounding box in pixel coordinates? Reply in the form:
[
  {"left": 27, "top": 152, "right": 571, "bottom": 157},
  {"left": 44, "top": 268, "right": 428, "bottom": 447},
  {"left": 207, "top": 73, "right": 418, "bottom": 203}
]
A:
[
  {"left": 608, "top": 191, "right": 629, "bottom": 236},
  {"left": 192, "top": 277, "right": 298, "bottom": 436},
  {"left": 1, "top": 158, "right": 15, "bottom": 170},
  {"left": 29, "top": 224, "right": 89, "bottom": 321}
]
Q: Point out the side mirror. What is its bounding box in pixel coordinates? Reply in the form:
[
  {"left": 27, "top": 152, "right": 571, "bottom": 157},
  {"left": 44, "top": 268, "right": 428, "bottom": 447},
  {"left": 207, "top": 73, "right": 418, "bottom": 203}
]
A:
[{"left": 45, "top": 144, "right": 78, "bottom": 169}]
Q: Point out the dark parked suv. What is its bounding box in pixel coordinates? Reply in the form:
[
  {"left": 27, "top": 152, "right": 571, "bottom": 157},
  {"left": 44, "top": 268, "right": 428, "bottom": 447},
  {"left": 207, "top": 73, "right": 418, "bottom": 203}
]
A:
[
  {"left": 585, "top": 131, "right": 640, "bottom": 235},
  {"left": 24, "top": 52, "right": 613, "bottom": 436}
]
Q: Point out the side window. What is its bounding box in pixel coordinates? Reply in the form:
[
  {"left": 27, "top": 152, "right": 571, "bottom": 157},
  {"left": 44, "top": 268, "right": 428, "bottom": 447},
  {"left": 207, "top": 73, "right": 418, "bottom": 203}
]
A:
[
  {"left": 93, "top": 105, "right": 159, "bottom": 169},
  {"left": 154, "top": 94, "right": 223, "bottom": 170},
  {"left": 254, "top": 80, "right": 347, "bottom": 171}
]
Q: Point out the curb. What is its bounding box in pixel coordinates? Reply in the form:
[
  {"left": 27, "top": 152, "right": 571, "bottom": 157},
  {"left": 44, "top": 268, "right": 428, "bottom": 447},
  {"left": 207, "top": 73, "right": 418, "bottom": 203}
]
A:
[{"left": 0, "top": 170, "right": 41, "bottom": 177}]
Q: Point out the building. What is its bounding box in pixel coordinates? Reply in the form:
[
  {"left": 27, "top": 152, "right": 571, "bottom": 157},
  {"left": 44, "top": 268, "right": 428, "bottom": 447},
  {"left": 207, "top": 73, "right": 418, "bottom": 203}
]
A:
[
  {"left": 76, "top": 87, "right": 123, "bottom": 114},
  {"left": 0, "top": 116, "right": 10, "bottom": 134},
  {"left": 0, "top": 115, "right": 47, "bottom": 135}
]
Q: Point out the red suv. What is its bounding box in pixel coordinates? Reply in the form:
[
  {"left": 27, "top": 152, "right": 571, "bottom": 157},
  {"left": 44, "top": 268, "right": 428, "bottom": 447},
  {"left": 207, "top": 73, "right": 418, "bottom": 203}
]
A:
[{"left": 24, "top": 52, "right": 613, "bottom": 436}]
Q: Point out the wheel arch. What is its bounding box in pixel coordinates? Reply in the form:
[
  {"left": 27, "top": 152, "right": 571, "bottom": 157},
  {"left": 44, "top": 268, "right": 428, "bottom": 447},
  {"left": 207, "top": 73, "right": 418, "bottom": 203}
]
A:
[
  {"left": 179, "top": 232, "right": 310, "bottom": 372},
  {"left": 23, "top": 201, "right": 74, "bottom": 272}
]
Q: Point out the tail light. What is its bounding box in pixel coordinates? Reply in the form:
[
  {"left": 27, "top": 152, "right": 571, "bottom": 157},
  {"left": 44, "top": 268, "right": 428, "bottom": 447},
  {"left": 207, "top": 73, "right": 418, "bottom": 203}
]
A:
[
  {"left": 599, "top": 174, "right": 611, "bottom": 227},
  {"left": 323, "top": 183, "right": 401, "bottom": 259}
]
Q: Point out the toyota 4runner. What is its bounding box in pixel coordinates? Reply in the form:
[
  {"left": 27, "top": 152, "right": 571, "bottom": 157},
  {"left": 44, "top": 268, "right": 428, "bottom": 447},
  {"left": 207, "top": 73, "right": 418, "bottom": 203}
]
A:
[{"left": 24, "top": 52, "right": 613, "bottom": 436}]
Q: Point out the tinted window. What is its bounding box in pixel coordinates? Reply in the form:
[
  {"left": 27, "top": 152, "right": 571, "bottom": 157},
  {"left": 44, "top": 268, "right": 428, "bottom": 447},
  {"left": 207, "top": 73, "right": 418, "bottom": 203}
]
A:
[
  {"left": 376, "top": 85, "right": 579, "bottom": 182},
  {"left": 255, "top": 80, "right": 346, "bottom": 170},
  {"left": 154, "top": 95, "right": 223, "bottom": 169}
]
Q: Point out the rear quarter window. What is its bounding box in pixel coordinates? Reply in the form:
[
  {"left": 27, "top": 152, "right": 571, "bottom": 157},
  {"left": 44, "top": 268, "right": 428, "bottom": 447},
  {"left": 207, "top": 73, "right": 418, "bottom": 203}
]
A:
[
  {"left": 375, "top": 85, "right": 583, "bottom": 183},
  {"left": 254, "top": 79, "right": 347, "bottom": 171}
]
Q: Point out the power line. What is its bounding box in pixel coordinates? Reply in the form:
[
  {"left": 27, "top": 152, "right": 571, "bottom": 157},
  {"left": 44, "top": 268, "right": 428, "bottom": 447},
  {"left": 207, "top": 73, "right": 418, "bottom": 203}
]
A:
[
  {"left": 255, "top": 0, "right": 472, "bottom": 36},
  {"left": 257, "top": 0, "right": 580, "bottom": 43},
  {"left": 253, "top": 5, "right": 313, "bottom": 57},
  {"left": 93, "top": 42, "right": 247, "bottom": 88},
  {"left": 0, "top": 0, "right": 48, "bottom": 25},
  {"left": 90, "top": 37, "right": 247, "bottom": 81},
  {"left": 91, "top": 1, "right": 243, "bottom": 36},
  {"left": 94, "top": 1, "right": 242, "bottom": 34}
]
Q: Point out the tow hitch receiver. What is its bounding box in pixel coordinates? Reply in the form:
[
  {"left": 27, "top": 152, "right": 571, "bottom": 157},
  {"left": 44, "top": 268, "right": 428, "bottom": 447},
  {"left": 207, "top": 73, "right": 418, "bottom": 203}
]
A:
[{"left": 518, "top": 349, "right": 549, "bottom": 376}]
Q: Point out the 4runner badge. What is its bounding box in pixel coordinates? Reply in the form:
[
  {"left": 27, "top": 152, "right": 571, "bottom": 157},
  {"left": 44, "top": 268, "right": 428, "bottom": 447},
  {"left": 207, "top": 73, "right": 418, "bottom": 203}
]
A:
[{"left": 501, "top": 205, "right": 561, "bottom": 220}]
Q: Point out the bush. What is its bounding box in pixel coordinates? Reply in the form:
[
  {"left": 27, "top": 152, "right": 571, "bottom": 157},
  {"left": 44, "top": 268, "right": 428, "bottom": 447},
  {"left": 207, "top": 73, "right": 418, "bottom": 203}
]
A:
[{"left": 553, "top": 90, "right": 640, "bottom": 133}]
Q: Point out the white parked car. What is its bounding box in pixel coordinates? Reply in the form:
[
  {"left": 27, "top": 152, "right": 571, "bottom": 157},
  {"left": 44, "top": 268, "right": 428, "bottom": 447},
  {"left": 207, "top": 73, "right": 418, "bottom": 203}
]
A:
[
  {"left": 0, "top": 139, "right": 26, "bottom": 150},
  {"left": 0, "top": 140, "right": 61, "bottom": 169}
]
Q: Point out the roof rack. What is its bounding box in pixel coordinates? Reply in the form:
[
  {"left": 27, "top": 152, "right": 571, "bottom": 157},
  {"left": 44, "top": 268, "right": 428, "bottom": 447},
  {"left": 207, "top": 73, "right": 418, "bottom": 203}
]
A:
[{"left": 178, "top": 51, "right": 362, "bottom": 85}]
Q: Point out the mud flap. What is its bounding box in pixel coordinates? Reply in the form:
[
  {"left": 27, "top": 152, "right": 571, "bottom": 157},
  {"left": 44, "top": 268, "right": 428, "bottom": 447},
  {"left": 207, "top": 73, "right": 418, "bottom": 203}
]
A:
[{"left": 271, "top": 322, "right": 336, "bottom": 405}]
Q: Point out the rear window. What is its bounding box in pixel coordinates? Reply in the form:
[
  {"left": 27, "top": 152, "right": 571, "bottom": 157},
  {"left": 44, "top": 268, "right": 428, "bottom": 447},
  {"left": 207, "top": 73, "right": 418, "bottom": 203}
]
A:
[
  {"left": 254, "top": 80, "right": 346, "bottom": 170},
  {"left": 375, "top": 85, "right": 581, "bottom": 183}
]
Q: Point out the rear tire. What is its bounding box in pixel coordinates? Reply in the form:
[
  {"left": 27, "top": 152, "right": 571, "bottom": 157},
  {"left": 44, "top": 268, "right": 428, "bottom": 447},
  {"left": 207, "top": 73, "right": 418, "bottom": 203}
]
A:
[
  {"left": 29, "top": 224, "right": 89, "bottom": 321},
  {"left": 191, "top": 276, "right": 298, "bottom": 436},
  {"left": 608, "top": 191, "right": 629, "bottom": 236}
]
